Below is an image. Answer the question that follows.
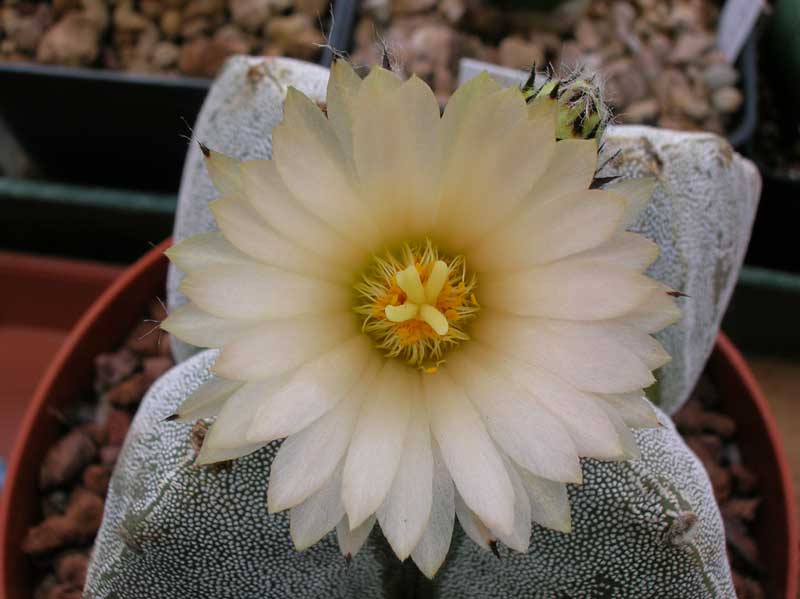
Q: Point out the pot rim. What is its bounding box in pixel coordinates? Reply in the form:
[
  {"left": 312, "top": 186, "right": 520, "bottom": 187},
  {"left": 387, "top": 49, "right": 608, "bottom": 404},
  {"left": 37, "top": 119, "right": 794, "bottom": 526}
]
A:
[{"left": 0, "top": 239, "right": 171, "bottom": 596}]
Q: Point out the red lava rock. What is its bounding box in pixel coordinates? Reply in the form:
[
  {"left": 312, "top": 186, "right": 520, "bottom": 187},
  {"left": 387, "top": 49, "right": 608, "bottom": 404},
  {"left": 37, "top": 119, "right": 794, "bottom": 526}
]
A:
[
  {"left": 157, "top": 331, "right": 172, "bottom": 356},
  {"left": 76, "top": 422, "right": 108, "bottom": 446},
  {"left": 41, "top": 491, "right": 69, "bottom": 518},
  {"left": 693, "top": 433, "right": 723, "bottom": 460},
  {"left": 55, "top": 551, "right": 89, "bottom": 588},
  {"left": 65, "top": 487, "right": 105, "bottom": 539},
  {"left": 94, "top": 348, "right": 140, "bottom": 392},
  {"left": 39, "top": 430, "right": 98, "bottom": 490},
  {"left": 684, "top": 436, "right": 731, "bottom": 502},
  {"left": 44, "top": 584, "right": 83, "bottom": 599},
  {"left": 105, "top": 409, "right": 133, "bottom": 446},
  {"left": 724, "top": 514, "right": 760, "bottom": 570},
  {"left": 125, "top": 320, "right": 163, "bottom": 356},
  {"left": 698, "top": 411, "right": 736, "bottom": 438},
  {"left": 22, "top": 516, "right": 81, "bottom": 555},
  {"left": 148, "top": 298, "right": 168, "bottom": 322},
  {"left": 100, "top": 445, "right": 121, "bottom": 466},
  {"left": 732, "top": 571, "right": 765, "bottom": 599},
  {"left": 33, "top": 573, "right": 58, "bottom": 599},
  {"left": 82, "top": 464, "right": 113, "bottom": 495},
  {"left": 106, "top": 372, "right": 148, "bottom": 407},
  {"left": 721, "top": 497, "right": 761, "bottom": 523},
  {"left": 730, "top": 463, "right": 758, "bottom": 495},
  {"left": 142, "top": 355, "right": 173, "bottom": 386}
]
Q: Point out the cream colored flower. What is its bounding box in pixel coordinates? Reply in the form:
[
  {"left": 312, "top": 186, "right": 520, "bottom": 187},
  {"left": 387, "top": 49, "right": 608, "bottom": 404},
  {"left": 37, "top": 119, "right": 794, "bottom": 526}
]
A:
[{"left": 163, "top": 61, "right": 681, "bottom": 577}]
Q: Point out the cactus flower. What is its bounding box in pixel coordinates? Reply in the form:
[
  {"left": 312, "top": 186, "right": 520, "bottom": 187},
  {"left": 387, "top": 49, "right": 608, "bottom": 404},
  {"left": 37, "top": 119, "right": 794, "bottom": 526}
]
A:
[{"left": 162, "top": 61, "right": 681, "bottom": 578}]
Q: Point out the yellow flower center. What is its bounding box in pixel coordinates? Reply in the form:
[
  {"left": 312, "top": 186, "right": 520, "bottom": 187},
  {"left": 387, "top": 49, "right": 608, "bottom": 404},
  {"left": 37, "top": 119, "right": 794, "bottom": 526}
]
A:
[{"left": 354, "top": 241, "right": 479, "bottom": 370}]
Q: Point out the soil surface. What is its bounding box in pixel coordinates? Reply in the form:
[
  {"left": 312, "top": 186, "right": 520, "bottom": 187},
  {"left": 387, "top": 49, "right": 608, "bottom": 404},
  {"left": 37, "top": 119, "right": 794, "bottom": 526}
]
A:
[{"left": 0, "top": 0, "right": 329, "bottom": 77}]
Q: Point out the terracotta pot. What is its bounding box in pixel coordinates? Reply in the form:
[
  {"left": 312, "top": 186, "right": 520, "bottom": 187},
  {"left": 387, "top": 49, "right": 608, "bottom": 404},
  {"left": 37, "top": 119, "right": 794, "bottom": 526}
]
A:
[
  {"left": 0, "top": 245, "right": 795, "bottom": 597},
  {"left": 711, "top": 333, "right": 799, "bottom": 598},
  {"left": 0, "top": 252, "right": 122, "bottom": 458},
  {"left": 0, "top": 240, "right": 169, "bottom": 599}
]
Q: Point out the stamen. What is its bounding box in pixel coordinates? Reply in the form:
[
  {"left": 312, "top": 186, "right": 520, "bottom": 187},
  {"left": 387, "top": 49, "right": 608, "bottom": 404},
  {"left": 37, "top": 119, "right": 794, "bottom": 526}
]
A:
[{"left": 354, "top": 240, "right": 478, "bottom": 366}]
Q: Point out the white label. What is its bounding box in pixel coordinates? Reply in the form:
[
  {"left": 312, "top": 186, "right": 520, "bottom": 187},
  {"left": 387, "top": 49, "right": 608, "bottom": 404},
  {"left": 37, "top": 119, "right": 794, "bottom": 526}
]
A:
[
  {"left": 458, "top": 58, "right": 527, "bottom": 88},
  {"left": 716, "top": 0, "right": 764, "bottom": 63}
]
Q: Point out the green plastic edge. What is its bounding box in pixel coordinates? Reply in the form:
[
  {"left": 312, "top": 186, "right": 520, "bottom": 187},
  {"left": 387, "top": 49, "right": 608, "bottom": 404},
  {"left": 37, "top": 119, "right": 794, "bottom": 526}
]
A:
[{"left": 0, "top": 176, "right": 176, "bottom": 215}]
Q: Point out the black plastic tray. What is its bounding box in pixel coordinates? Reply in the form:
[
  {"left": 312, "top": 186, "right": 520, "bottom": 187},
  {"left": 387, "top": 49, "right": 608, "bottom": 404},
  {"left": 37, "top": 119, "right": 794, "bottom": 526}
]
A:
[{"left": 0, "top": 0, "right": 354, "bottom": 194}]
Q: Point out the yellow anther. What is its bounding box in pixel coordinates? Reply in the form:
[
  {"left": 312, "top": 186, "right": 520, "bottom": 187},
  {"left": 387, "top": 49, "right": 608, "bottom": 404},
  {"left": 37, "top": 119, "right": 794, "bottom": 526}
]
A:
[{"left": 396, "top": 264, "right": 426, "bottom": 305}]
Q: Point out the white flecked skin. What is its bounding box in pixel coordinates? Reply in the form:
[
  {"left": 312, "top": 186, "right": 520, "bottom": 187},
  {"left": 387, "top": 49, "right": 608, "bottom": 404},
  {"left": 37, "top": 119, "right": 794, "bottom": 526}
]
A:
[
  {"left": 84, "top": 350, "right": 735, "bottom": 598},
  {"left": 599, "top": 128, "right": 760, "bottom": 414}
]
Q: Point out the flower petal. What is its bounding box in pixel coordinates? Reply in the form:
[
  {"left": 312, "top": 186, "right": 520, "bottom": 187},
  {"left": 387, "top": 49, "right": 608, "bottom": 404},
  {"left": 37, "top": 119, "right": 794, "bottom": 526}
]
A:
[
  {"left": 423, "top": 370, "right": 515, "bottom": 536},
  {"left": 597, "top": 399, "right": 641, "bottom": 459},
  {"left": 475, "top": 346, "right": 624, "bottom": 460},
  {"left": 175, "top": 375, "right": 243, "bottom": 422},
  {"left": 342, "top": 360, "right": 413, "bottom": 528},
  {"left": 166, "top": 232, "right": 249, "bottom": 273},
  {"left": 239, "top": 160, "right": 362, "bottom": 269},
  {"left": 213, "top": 313, "right": 356, "bottom": 381},
  {"left": 210, "top": 196, "right": 348, "bottom": 283},
  {"left": 441, "top": 71, "right": 501, "bottom": 154},
  {"left": 336, "top": 514, "right": 375, "bottom": 558},
  {"left": 377, "top": 399, "right": 434, "bottom": 559},
  {"left": 161, "top": 303, "right": 256, "bottom": 348},
  {"left": 470, "top": 190, "right": 626, "bottom": 272},
  {"left": 492, "top": 456, "right": 531, "bottom": 552},
  {"left": 353, "top": 72, "right": 442, "bottom": 237},
  {"left": 570, "top": 232, "right": 660, "bottom": 273},
  {"left": 290, "top": 462, "right": 346, "bottom": 550},
  {"left": 438, "top": 87, "right": 556, "bottom": 248},
  {"left": 524, "top": 138, "right": 598, "bottom": 205},
  {"left": 616, "top": 286, "right": 682, "bottom": 333},
  {"left": 180, "top": 262, "right": 349, "bottom": 321},
  {"left": 411, "top": 442, "right": 455, "bottom": 579},
  {"left": 199, "top": 375, "right": 293, "bottom": 454},
  {"left": 247, "top": 337, "right": 375, "bottom": 444},
  {"left": 196, "top": 441, "right": 264, "bottom": 465},
  {"left": 603, "top": 177, "right": 657, "bottom": 227},
  {"left": 203, "top": 147, "right": 242, "bottom": 197},
  {"left": 454, "top": 491, "right": 494, "bottom": 550},
  {"left": 326, "top": 59, "right": 363, "bottom": 158},
  {"left": 273, "top": 88, "right": 379, "bottom": 246},
  {"left": 600, "top": 323, "right": 671, "bottom": 370},
  {"left": 598, "top": 392, "right": 660, "bottom": 429},
  {"left": 516, "top": 468, "right": 571, "bottom": 533},
  {"left": 266, "top": 357, "right": 379, "bottom": 513},
  {"left": 472, "top": 311, "right": 655, "bottom": 393},
  {"left": 446, "top": 350, "right": 581, "bottom": 483},
  {"left": 479, "top": 261, "right": 659, "bottom": 321}
]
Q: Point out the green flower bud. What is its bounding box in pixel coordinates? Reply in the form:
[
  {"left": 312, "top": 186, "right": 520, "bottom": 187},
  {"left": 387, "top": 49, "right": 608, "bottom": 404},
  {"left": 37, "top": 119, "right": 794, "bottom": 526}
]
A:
[{"left": 522, "top": 65, "right": 610, "bottom": 142}]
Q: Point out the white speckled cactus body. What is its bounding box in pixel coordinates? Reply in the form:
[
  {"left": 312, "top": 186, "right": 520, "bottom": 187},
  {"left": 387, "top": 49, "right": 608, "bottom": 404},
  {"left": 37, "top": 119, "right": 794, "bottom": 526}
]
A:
[{"left": 85, "top": 56, "right": 760, "bottom": 598}]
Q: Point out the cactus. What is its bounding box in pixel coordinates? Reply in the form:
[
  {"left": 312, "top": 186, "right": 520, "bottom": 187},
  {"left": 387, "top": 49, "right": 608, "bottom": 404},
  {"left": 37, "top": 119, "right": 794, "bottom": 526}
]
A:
[{"left": 85, "top": 56, "right": 761, "bottom": 597}]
